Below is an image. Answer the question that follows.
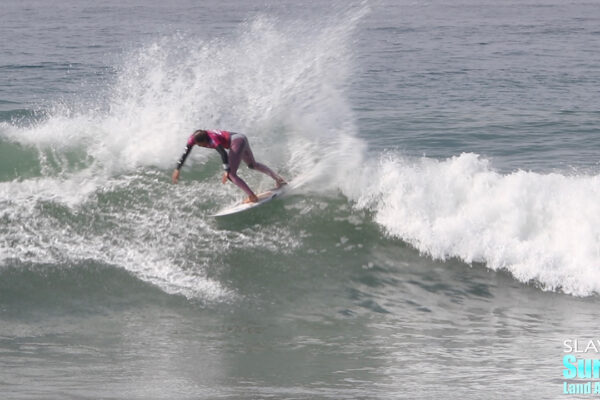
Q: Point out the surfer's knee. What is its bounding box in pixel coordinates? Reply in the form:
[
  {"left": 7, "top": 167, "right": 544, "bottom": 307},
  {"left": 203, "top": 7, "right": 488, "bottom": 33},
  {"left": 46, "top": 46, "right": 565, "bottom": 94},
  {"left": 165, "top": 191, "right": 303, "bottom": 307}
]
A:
[{"left": 247, "top": 162, "right": 256, "bottom": 170}]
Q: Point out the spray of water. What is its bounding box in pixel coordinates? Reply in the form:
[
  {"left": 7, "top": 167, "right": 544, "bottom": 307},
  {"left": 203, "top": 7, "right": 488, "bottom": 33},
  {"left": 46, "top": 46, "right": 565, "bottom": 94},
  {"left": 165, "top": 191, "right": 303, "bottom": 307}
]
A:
[{"left": 0, "top": 7, "right": 368, "bottom": 300}]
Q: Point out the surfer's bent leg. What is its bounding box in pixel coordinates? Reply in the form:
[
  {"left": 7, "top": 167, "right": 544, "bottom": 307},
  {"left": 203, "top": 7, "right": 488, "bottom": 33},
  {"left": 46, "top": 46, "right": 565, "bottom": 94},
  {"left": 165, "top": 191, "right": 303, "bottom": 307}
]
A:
[
  {"left": 241, "top": 136, "right": 286, "bottom": 185},
  {"left": 227, "top": 135, "right": 256, "bottom": 197}
]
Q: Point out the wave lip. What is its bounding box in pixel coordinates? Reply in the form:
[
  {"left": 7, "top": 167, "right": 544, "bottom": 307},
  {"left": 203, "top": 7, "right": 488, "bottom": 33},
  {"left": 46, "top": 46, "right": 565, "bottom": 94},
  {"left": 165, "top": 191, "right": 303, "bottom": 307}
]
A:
[{"left": 353, "top": 152, "right": 600, "bottom": 296}]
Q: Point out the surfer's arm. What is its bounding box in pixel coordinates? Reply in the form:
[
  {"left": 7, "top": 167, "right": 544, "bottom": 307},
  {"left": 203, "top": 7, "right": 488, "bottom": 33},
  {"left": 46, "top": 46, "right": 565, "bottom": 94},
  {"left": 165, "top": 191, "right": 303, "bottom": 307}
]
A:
[
  {"left": 172, "top": 144, "right": 193, "bottom": 184},
  {"left": 176, "top": 144, "right": 193, "bottom": 170},
  {"left": 214, "top": 145, "right": 231, "bottom": 185},
  {"left": 215, "top": 145, "right": 230, "bottom": 172}
]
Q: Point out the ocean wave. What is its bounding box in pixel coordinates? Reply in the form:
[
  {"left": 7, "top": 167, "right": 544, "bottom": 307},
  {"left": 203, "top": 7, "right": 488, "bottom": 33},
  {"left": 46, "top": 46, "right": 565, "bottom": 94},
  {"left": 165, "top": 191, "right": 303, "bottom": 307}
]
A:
[
  {"left": 2, "top": 5, "right": 598, "bottom": 299},
  {"left": 349, "top": 152, "right": 600, "bottom": 296}
]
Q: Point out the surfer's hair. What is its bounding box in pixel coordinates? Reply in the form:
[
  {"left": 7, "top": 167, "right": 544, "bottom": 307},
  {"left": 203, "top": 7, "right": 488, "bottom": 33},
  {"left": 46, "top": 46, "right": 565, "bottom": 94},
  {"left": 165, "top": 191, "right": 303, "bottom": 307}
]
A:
[{"left": 193, "top": 130, "right": 209, "bottom": 144}]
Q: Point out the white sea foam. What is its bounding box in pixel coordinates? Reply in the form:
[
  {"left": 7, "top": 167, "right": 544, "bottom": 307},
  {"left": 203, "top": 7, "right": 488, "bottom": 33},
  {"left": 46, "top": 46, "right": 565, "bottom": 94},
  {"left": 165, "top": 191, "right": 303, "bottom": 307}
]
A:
[
  {"left": 2, "top": 6, "right": 367, "bottom": 180},
  {"left": 350, "top": 152, "right": 600, "bottom": 296},
  {"left": 0, "top": 171, "right": 305, "bottom": 301}
]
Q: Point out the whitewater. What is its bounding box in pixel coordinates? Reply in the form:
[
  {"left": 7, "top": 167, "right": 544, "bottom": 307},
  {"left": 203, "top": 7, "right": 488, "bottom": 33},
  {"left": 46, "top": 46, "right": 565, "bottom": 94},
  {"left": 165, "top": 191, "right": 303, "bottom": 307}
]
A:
[{"left": 1, "top": 5, "right": 599, "bottom": 298}]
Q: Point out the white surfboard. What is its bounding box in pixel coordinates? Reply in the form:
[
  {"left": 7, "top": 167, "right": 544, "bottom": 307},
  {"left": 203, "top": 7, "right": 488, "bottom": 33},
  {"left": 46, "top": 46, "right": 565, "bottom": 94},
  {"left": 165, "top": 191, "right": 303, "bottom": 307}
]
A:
[{"left": 210, "top": 185, "right": 288, "bottom": 217}]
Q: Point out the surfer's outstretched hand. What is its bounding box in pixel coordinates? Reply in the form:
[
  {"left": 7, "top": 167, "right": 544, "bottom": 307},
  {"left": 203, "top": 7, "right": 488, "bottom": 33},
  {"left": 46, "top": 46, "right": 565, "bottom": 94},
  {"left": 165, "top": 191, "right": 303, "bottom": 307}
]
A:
[
  {"left": 172, "top": 169, "right": 180, "bottom": 184},
  {"left": 222, "top": 172, "right": 229, "bottom": 184}
]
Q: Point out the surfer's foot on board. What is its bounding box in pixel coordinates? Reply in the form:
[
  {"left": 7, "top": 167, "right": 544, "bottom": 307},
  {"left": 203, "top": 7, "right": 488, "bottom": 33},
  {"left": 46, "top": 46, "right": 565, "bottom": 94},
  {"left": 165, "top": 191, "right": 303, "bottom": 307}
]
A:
[
  {"left": 243, "top": 194, "right": 259, "bottom": 204},
  {"left": 275, "top": 178, "right": 287, "bottom": 189}
]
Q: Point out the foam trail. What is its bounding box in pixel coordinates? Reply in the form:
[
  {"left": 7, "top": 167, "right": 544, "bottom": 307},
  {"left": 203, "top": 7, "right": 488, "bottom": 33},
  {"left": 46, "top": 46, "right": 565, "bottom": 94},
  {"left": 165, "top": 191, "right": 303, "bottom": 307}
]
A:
[{"left": 350, "top": 152, "right": 600, "bottom": 296}]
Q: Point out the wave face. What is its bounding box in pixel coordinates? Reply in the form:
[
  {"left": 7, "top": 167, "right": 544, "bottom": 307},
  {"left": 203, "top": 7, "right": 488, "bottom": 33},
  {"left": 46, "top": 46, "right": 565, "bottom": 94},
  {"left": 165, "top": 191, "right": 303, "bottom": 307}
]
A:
[{"left": 1, "top": 3, "right": 599, "bottom": 299}]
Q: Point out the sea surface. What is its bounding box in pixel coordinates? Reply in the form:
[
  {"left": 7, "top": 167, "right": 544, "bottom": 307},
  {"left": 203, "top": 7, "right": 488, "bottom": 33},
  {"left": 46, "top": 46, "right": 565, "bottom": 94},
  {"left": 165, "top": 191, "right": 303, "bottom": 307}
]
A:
[{"left": 1, "top": 0, "right": 599, "bottom": 399}]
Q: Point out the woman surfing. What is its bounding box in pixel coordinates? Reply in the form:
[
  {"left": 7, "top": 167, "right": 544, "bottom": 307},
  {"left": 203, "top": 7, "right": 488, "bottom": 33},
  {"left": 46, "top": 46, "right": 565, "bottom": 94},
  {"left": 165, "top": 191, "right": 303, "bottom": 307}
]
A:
[{"left": 172, "top": 129, "right": 287, "bottom": 203}]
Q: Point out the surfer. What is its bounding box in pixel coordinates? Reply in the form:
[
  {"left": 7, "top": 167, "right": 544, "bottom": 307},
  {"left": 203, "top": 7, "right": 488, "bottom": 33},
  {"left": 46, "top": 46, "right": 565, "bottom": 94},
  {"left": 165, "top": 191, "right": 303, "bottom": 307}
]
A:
[{"left": 172, "top": 130, "right": 287, "bottom": 203}]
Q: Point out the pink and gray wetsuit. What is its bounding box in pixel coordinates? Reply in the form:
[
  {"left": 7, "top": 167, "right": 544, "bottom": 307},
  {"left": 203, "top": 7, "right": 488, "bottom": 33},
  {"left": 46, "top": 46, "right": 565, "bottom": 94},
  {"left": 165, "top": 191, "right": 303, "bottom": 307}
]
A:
[{"left": 176, "top": 130, "right": 281, "bottom": 197}]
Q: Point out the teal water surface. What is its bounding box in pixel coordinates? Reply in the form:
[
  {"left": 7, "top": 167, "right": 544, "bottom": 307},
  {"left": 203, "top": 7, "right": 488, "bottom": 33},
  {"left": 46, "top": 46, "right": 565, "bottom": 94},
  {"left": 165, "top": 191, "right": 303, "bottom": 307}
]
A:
[{"left": 1, "top": 0, "right": 599, "bottom": 399}]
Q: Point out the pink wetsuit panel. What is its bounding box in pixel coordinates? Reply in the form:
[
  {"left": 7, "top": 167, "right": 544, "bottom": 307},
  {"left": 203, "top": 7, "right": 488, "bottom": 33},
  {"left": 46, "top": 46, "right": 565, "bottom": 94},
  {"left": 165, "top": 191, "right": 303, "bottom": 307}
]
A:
[
  {"left": 207, "top": 130, "right": 231, "bottom": 149},
  {"left": 187, "top": 130, "right": 231, "bottom": 148}
]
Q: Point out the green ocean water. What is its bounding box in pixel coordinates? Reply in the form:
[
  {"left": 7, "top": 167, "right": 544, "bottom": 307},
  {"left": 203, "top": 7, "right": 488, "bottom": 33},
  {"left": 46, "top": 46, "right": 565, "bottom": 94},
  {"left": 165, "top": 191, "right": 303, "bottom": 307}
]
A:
[{"left": 1, "top": 0, "right": 600, "bottom": 398}]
